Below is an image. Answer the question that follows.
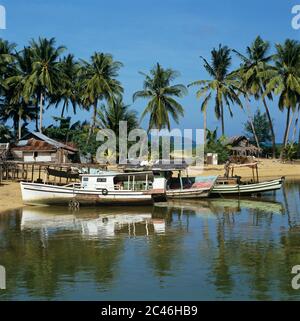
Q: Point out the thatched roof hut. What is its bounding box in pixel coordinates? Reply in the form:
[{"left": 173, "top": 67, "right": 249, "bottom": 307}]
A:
[{"left": 223, "top": 135, "right": 262, "bottom": 164}]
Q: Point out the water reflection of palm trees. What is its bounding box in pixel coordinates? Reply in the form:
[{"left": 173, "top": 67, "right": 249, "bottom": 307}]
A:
[{"left": 1, "top": 194, "right": 300, "bottom": 300}]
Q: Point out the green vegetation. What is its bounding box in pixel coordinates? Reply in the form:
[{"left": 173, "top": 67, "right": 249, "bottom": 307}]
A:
[
  {"left": 189, "top": 44, "right": 243, "bottom": 137},
  {"left": 232, "top": 36, "right": 276, "bottom": 157},
  {"left": 133, "top": 63, "right": 187, "bottom": 131},
  {"left": 205, "top": 128, "right": 230, "bottom": 164},
  {"left": 244, "top": 109, "right": 272, "bottom": 145},
  {"left": 0, "top": 36, "right": 300, "bottom": 161}
]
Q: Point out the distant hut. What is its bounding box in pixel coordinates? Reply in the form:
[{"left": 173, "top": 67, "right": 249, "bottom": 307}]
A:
[
  {"left": 10, "top": 131, "right": 78, "bottom": 163},
  {"left": 224, "top": 135, "right": 261, "bottom": 163}
]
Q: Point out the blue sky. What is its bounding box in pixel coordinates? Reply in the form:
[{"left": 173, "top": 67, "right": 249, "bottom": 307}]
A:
[{"left": 1, "top": 0, "right": 300, "bottom": 141}]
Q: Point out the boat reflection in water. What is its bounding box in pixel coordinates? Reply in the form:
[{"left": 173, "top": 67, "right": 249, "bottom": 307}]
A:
[
  {"left": 155, "top": 197, "right": 285, "bottom": 216},
  {"left": 2, "top": 188, "right": 299, "bottom": 301},
  {"left": 21, "top": 206, "right": 167, "bottom": 239},
  {"left": 20, "top": 196, "right": 285, "bottom": 241}
]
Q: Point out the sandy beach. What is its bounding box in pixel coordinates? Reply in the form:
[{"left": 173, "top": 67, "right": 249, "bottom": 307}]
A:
[
  {"left": 1, "top": 159, "right": 300, "bottom": 213},
  {"left": 0, "top": 182, "right": 23, "bottom": 213},
  {"left": 188, "top": 159, "right": 300, "bottom": 179}
]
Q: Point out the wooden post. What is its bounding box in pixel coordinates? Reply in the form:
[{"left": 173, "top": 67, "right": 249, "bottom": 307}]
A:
[
  {"left": 179, "top": 171, "right": 183, "bottom": 190},
  {"left": 59, "top": 167, "right": 62, "bottom": 184},
  {"left": 46, "top": 167, "right": 49, "bottom": 184},
  {"left": 22, "top": 163, "right": 25, "bottom": 179},
  {"left": 31, "top": 164, "right": 35, "bottom": 182},
  {"left": 25, "top": 164, "right": 28, "bottom": 180}
]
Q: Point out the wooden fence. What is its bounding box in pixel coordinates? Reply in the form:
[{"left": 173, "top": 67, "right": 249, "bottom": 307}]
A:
[{"left": 0, "top": 162, "right": 107, "bottom": 185}]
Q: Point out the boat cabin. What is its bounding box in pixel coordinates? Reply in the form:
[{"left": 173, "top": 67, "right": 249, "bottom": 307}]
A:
[{"left": 80, "top": 171, "right": 166, "bottom": 191}]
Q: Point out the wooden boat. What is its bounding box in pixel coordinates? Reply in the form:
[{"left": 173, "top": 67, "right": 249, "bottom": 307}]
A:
[
  {"left": 209, "top": 162, "right": 285, "bottom": 196},
  {"left": 20, "top": 171, "right": 166, "bottom": 206},
  {"left": 166, "top": 175, "right": 218, "bottom": 199},
  {"left": 152, "top": 165, "right": 218, "bottom": 200}
]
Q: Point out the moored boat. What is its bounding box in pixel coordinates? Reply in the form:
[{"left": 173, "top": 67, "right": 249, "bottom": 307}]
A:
[
  {"left": 166, "top": 175, "right": 218, "bottom": 199},
  {"left": 152, "top": 165, "right": 218, "bottom": 199},
  {"left": 209, "top": 162, "right": 285, "bottom": 196},
  {"left": 20, "top": 171, "right": 166, "bottom": 206}
]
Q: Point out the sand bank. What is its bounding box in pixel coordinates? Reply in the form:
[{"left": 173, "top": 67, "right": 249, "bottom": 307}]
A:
[{"left": 1, "top": 159, "right": 299, "bottom": 213}]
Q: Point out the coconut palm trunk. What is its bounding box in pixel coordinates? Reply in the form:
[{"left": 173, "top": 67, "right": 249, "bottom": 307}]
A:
[
  {"left": 18, "top": 112, "right": 22, "bottom": 140},
  {"left": 39, "top": 92, "right": 43, "bottom": 132},
  {"left": 221, "top": 104, "right": 225, "bottom": 136},
  {"left": 292, "top": 108, "right": 299, "bottom": 143},
  {"left": 203, "top": 108, "right": 207, "bottom": 145},
  {"left": 87, "top": 100, "right": 98, "bottom": 143},
  {"left": 262, "top": 98, "right": 276, "bottom": 158},
  {"left": 246, "top": 99, "right": 260, "bottom": 149},
  {"left": 280, "top": 107, "right": 292, "bottom": 159},
  {"left": 35, "top": 100, "right": 39, "bottom": 132}
]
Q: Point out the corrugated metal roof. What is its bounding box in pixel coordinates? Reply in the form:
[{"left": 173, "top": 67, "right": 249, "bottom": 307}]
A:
[
  {"left": 21, "top": 131, "right": 78, "bottom": 152},
  {"left": 12, "top": 138, "right": 56, "bottom": 152}
]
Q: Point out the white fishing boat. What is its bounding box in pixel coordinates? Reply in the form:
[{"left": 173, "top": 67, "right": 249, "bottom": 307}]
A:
[
  {"left": 20, "top": 171, "right": 166, "bottom": 206},
  {"left": 209, "top": 162, "right": 285, "bottom": 196}
]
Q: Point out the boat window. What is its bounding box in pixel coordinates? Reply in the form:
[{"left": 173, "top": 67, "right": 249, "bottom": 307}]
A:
[
  {"left": 83, "top": 177, "right": 89, "bottom": 182},
  {"left": 97, "top": 178, "right": 107, "bottom": 183}
]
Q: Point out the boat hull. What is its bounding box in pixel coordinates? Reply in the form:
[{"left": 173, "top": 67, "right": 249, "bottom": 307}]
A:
[
  {"left": 166, "top": 176, "right": 218, "bottom": 200},
  {"left": 166, "top": 188, "right": 210, "bottom": 199},
  {"left": 20, "top": 182, "right": 157, "bottom": 206},
  {"left": 210, "top": 178, "right": 284, "bottom": 195}
]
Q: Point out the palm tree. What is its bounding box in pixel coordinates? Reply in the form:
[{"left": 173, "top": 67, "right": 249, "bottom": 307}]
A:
[
  {"left": 97, "top": 97, "right": 138, "bottom": 133},
  {"left": 133, "top": 63, "right": 187, "bottom": 131},
  {"left": 4, "top": 47, "right": 36, "bottom": 139},
  {"left": 49, "top": 54, "right": 80, "bottom": 117},
  {"left": 79, "top": 52, "right": 123, "bottom": 142},
  {"left": 263, "top": 39, "right": 300, "bottom": 159},
  {"left": 0, "top": 39, "right": 16, "bottom": 93},
  {"left": 0, "top": 99, "right": 35, "bottom": 140},
  {"left": 189, "top": 45, "right": 243, "bottom": 137},
  {"left": 23, "top": 37, "right": 65, "bottom": 133},
  {"left": 232, "top": 36, "right": 276, "bottom": 157},
  {"left": 97, "top": 98, "right": 138, "bottom": 160}
]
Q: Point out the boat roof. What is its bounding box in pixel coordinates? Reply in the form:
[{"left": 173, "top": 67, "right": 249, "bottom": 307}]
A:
[
  {"left": 80, "top": 171, "right": 154, "bottom": 177},
  {"left": 228, "top": 162, "right": 258, "bottom": 169}
]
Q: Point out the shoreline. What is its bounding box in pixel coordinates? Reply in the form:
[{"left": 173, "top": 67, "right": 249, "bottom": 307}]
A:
[{"left": 1, "top": 159, "right": 300, "bottom": 214}]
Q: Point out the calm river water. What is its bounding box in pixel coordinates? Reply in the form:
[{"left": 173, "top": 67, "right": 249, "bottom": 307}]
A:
[{"left": 0, "top": 181, "right": 300, "bottom": 301}]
